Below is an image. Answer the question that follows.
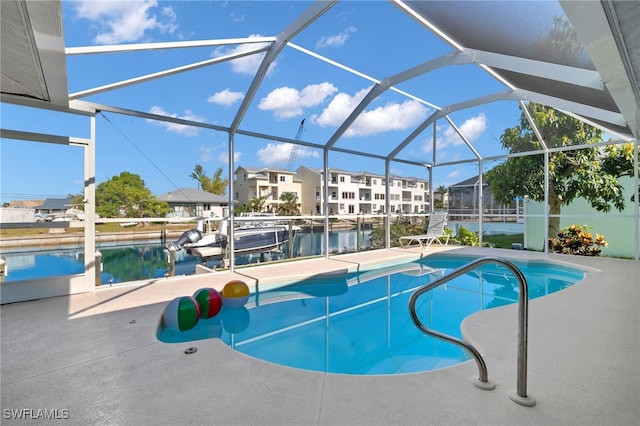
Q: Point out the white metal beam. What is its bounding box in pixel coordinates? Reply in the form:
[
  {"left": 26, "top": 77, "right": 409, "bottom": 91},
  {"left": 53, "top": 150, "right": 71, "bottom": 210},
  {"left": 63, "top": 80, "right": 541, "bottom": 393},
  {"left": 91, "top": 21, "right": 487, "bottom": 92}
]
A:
[
  {"left": 560, "top": 0, "right": 639, "bottom": 139},
  {"left": 65, "top": 37, "right": 276, "bottom": 55},
  {"left": 230, "top": 1, "right": 337, "bottom": 133},
  {"left": 0, "top": 128, "right": 89, "bottom": 146},
  {"left": 461, "top": 49, "right": 604, "bottom": 90},
  {"left": 69, "top": 47, "right": 269, "bottom": 100}
]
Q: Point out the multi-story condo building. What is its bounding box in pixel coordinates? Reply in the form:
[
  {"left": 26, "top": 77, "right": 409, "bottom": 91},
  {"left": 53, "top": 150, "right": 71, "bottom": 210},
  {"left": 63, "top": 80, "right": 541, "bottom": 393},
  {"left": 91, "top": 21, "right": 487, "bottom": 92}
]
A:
[
  {"left": 296, "top": 166, "right": 429, "bottom": 215},
  {"left": 234, "top": 166, "right": 302, "bottom": 213},
  {"left": 234, "top": 165, "right": 429, "bottom": 215}
]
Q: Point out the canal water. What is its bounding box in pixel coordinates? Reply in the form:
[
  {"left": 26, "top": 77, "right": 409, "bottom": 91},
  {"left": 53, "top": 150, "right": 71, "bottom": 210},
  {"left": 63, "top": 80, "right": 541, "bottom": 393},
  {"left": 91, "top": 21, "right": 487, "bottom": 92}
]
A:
[{"left": 0, "top": 229, "right": 371, "bottom": 285}]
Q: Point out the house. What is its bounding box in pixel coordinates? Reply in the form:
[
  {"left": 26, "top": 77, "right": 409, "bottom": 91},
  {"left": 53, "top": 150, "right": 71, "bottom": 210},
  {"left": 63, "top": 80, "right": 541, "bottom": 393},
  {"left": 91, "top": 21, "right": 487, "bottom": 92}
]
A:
[
  {"left": 156, "top": 188, "right": 232, "bottom": 218},
  {"left": 35, "top": 197, "right": 74, "bottom": 216},
  {"left": 296, "top": 166, "right": 429, "bottom": 215},
  {"left": 233, "top": 166, "right": 302, "bottom": 213},
  {"left": 447, "top": 176, "right": 517, "bottom": 219}
]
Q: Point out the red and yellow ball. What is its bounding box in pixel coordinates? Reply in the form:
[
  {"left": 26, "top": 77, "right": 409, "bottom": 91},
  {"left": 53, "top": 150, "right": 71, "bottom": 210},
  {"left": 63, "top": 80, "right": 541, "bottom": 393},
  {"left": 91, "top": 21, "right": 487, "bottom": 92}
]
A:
[{"left": 221, "top": 280, "right": 250, "bottom": 308}]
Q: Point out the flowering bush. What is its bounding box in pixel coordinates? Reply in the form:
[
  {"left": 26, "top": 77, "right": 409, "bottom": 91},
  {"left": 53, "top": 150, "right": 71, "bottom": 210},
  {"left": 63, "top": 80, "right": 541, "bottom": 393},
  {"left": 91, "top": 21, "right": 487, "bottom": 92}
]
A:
[{"left": 548, "top": 224, "right": 608, "bottom": 256}]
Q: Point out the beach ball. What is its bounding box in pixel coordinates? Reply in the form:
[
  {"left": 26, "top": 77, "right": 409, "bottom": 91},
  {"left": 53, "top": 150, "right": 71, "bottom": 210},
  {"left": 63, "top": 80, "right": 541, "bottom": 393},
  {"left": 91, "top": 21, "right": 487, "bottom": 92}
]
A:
[
  {"left": 193, "top": 287, "right": 222, "bottom": 319},
  {"left": 162, "top": 296, "right": 200, "bottom": 332},
  {"left": 221, "top": 280, "right": 250, "bottom": 308}
]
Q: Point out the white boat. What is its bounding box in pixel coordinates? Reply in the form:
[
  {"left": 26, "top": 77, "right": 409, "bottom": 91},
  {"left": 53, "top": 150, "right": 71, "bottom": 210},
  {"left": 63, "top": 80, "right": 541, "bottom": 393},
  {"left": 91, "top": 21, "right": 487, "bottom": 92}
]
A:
[{"left": 167, "top": 214, "right": 301, "bottom": 259}]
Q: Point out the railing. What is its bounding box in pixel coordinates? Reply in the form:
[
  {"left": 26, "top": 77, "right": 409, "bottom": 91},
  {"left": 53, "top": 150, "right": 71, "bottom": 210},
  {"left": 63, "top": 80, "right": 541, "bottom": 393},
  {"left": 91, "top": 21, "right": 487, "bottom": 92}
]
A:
[{"left": 408, "top": 257, "right": 536, "bottom": 407}]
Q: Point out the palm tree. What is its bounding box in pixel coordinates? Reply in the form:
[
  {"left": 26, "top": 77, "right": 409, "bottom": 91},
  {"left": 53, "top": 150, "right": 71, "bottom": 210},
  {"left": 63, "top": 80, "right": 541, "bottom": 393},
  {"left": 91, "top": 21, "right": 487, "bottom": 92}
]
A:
[
  {"left": 278, "top": 192, "right": 300, "bottom": 216},
  {"left": 246, "top": 196, "right": 266, "bottom": 212},
  {"left": 437, "top": 185, "right": 448, "bottom": 205}
]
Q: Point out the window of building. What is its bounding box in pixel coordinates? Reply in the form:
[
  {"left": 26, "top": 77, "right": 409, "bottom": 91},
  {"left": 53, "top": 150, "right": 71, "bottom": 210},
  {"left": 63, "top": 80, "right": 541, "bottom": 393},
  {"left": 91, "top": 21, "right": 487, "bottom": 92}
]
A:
[
  {"left": 390, "top": 205, "right": 396, "bottom": 212},
  {"left": 414, "top": 195, "right": 422, "bottom": 201},
  {"left": 331, "top": 191, "right": 337, "bottom": 199},
  {"left": 341, "top": 192, "right": 355, "bottom": 199},
  {"left": 340, "top": 176, "right": 345, "bottom": 182},
  {"left": 279, "top": 175, "right": 285, "bottom": 182},
  {"left": 348, "top": 205, "right": 355, "bottom": 213},
  {"left": 243, "top": 173, "right": 247, "bottom": 181},
  {"left": 372, "top": 179, "right": 377, "bottom": 185}
]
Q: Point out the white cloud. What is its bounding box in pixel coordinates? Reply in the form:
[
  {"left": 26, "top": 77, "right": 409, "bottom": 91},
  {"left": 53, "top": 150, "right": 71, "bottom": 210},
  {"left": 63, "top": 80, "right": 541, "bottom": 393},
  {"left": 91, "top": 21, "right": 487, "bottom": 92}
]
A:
[
  {"left": 312, "top": 87, "right": 368, "bottom": 128},
  {"left": 147, "top": 106, "right": 205, "bottom": 136},
  {"left": 74, "top": 0, "right": 177, "bottom": 44},
  {"left": 257, "top": 143, "right": 319, "bottom": 166},
  {"left": 447, "top": 170, "right": 462, "bottom": 179},
  {"left": 198, "top": 146, "right": 213, "bottom": 162},
  {"left": 259, "top": 83, "right": 338, "bottom": 119},
  {"left": 208, "top": 89, "right": 244, "bottom": 106},
  {"left": 213, "top": 34, "right": 274, "bottom": 75},
  {"left": 457, "top": 113, "right": 488, "bottom": 142},
  {"left": 217, "top": 151, "right": 242, "bottom": 164},
  {"left": 312, "top": 87, "right": 428, "bottom": 137},
  {"left": 316, "top": 26, "right": 356, "bottom": 49},
  {"left": 423, "top": 113, "right": 487, "bottom": 153}
]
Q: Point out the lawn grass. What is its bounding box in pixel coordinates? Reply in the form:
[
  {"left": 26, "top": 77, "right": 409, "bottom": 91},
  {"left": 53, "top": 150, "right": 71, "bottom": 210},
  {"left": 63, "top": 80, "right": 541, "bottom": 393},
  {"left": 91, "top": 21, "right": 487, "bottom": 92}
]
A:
[
  {"left": 0, "top": 222, "right": 192, "bottom": 238},
  {"left": 483, "top": 233, "right": 524, "bottom": 248}
]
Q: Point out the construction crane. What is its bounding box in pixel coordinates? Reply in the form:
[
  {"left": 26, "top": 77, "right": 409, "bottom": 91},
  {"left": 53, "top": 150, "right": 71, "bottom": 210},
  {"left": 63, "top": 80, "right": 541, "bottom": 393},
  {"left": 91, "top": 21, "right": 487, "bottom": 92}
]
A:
[{"left": 287, "top": 118, "right": 305, "bottom": 171}]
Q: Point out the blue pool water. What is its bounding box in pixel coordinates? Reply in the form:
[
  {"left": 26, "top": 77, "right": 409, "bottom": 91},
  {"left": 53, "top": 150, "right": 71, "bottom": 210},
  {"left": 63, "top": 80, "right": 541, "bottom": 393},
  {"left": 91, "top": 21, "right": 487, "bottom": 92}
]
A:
[{"left": 157, "top": 255, "right": 585, "bottom": 375}]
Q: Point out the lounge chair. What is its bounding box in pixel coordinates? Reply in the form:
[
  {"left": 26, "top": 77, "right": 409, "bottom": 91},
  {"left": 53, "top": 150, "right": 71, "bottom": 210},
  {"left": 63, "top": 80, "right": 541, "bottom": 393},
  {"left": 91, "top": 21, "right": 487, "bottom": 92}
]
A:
[{"left": 399, "top": 211, "right": 450, "bottom": 249}]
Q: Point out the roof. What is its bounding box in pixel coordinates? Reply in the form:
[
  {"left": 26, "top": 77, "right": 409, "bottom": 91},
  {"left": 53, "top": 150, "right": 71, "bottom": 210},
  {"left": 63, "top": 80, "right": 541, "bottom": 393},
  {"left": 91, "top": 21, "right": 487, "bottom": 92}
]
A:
[
  {"left": 235, "top": 166, "right": 298, "bottom": 175},
  {"left": 449, "top": 176, "right": 483, "bottom": 188},
  {"left": 156, "top": 188, "right": 230, "bottom": 204},
  {"left": 36, "top": 197, "right": 73, "bottom": 210},
  {"left": 8, "top": 200, "right": 43, "bottom": 209},
  {"left": 1, "top": 0, "right": 638, "bottom": 167}
]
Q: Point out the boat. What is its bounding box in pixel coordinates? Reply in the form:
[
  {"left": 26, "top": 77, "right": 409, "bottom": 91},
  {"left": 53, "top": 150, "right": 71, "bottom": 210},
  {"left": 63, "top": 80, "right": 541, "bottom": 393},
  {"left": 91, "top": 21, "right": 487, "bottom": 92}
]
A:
[{"left": 167, "top": 214, "right": 301, "bottom": 259}]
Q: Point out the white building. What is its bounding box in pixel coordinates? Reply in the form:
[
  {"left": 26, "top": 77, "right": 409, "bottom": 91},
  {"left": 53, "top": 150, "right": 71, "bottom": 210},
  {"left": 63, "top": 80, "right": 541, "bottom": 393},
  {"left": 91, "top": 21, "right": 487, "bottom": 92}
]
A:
[
  {"left": 234, "top": 166, "right": 302, "bottom": 213},
  {"left": 237, "top": 166, "right": 430, "bottom": 216}
]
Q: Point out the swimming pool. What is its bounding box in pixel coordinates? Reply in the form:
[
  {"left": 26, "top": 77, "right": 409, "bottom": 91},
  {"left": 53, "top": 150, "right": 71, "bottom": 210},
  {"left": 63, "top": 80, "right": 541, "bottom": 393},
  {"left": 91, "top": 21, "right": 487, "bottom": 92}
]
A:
[{"left": 157, "top": 255, "right": 585, "bottom": 375}]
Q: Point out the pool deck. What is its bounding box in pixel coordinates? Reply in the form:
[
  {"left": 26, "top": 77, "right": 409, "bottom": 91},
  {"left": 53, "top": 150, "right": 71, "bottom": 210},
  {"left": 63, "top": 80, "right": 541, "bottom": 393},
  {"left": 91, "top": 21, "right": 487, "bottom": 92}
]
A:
[{"left": 1, "top": 246, "right": 639, "bottom": 425}]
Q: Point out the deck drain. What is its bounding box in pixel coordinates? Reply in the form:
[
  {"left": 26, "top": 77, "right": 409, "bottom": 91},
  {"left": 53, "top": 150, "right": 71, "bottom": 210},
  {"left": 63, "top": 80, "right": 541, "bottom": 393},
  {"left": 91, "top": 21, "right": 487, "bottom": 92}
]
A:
[{"left": 184, "top": 347, "right": 198, "bottom": 355}]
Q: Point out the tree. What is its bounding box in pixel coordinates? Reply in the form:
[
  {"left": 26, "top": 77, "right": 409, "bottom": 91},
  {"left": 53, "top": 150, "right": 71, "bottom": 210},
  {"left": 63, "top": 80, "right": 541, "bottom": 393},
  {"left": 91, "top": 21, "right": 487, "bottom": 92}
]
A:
[
  {"left": 96, "top": 171, "right": 169, "bottom": 218},
  {"left": 434, "top": 185, "right": 448, "bottom": 209},
  {"left": 437, "top": 185, "right": 448, "bottom": 202},
  {"left": 485, "top": 102, "right": 636, "bottom": 238},
  {"left": 245, "top": 196, "right": 266, "bottom": 213},
  {"left": 278, "top": 192, "right": 300, "bottom": 216},
  {"left": 189, "top": 165, "right": 228, "bottom": 195},
  {"left": 68, "top": 193, "right": 85, "bottom": 209}
]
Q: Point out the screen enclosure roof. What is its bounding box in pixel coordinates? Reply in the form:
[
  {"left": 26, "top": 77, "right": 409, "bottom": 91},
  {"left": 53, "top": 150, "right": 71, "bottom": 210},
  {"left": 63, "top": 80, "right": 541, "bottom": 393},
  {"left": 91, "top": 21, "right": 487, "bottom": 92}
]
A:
[{"left": 1, "top": 0, "right": 639, "bottom": 168}]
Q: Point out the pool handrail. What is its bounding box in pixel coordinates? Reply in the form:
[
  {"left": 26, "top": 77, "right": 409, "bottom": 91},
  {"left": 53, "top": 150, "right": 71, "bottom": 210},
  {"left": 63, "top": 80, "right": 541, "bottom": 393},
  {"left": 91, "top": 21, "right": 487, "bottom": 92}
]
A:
[{"left": 408, "top": 256, "right": 536, "bottom": 407}]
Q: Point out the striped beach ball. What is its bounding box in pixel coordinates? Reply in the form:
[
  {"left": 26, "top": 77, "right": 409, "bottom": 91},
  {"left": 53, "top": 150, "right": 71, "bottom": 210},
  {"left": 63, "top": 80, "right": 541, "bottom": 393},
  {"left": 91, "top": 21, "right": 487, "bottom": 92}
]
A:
[
  {"left": 163, "top": 296, "right": 200, "bottom": 331},
  {"left": 193, "top": 287, "right": 222, "bottom": 319},
  {"left": 221, "top": 280, "right": 250, "bottom": 308}
]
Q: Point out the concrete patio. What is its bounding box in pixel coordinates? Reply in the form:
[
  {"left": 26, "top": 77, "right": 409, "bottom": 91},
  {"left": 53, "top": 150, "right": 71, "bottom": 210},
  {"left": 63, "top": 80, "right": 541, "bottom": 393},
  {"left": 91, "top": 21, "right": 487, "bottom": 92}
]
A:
[{"left": 1, "top": 247, "right": 638, "bottom": 425}]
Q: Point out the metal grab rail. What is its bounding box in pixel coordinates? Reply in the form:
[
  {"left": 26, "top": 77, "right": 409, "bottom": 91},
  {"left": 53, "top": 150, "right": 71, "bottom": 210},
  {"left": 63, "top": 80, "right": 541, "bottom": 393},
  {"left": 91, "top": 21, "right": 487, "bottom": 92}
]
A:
[{"left": 408, "top": 256, "right": 536, "bottom": 407}]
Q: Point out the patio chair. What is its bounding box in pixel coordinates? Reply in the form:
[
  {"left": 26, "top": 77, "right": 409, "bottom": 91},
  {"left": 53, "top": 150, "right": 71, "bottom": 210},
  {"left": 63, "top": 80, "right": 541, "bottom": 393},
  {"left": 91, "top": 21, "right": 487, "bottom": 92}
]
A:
[{"left": 399, "top": 211, "right": 450, "bottom": 249}]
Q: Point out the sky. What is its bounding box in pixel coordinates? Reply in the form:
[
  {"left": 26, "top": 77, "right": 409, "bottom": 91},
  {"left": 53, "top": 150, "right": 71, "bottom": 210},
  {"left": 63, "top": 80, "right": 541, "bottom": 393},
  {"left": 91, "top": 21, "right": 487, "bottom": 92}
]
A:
[{"left": 1, "top": 0, "right": 537, "bottom": 205}]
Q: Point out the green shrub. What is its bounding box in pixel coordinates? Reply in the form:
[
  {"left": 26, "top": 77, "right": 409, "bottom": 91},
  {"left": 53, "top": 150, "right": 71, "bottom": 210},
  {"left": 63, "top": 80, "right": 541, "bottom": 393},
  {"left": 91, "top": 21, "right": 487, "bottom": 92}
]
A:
[
  {"left": 454, "top": 226, "right": 479, "bottom": 246},
  {"left": 548, "top": 224, "right": 607, "bottom": 256},
  {"left": 367, "top": 222, "right": 431, "bottom": 249}
]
